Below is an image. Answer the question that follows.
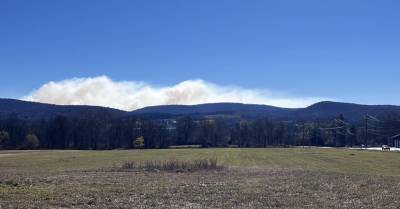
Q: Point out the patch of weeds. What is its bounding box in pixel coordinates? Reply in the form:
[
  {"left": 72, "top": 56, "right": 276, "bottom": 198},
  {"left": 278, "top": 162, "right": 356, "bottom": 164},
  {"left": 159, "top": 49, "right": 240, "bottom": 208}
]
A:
[{"left": 120, "top": 158, "right": 223, "bottom": 172}]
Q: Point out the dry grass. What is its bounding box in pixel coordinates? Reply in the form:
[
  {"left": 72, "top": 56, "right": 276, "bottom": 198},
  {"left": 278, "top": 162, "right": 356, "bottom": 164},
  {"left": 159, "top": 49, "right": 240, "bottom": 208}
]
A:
[
  {"left": 1, "top": 148, "right": 400, "bottom": 208},
  {"left": 1, "top": 168, "right": 400, "bottom": 208}
]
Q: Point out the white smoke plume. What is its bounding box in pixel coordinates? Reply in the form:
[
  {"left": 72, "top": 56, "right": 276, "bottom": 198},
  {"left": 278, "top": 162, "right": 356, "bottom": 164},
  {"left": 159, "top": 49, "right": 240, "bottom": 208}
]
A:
[{"left": 23, "top": 76, "right": 326, "bottom": 111}]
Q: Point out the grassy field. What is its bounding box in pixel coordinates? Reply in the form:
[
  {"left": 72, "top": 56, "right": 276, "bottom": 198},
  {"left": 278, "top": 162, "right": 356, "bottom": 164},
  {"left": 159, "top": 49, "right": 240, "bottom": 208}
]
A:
[{"left": 1, "top": 148, "right": 400, "bottom": 208}]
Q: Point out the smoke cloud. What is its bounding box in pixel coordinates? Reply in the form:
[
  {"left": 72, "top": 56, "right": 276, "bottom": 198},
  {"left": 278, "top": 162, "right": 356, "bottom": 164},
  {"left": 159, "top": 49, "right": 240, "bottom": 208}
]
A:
[{"left": 23, "top": 76, "right": 326, "bottom": 111}]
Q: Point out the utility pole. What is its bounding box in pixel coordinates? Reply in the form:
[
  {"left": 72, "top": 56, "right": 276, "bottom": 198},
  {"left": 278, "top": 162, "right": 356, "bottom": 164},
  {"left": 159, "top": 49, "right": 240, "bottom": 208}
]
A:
[
  {"left": 302, "top": 122, "right": 305, "bottom": 146},
  {"left": 364, "top": 116, "right": 368, "bottom": 149}
]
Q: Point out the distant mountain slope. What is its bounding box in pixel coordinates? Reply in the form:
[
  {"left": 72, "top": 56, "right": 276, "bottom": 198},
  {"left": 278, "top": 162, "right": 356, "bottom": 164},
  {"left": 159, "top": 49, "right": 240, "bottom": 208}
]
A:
[
  {"left": 0, "top": 99, "right": 125, "bottom": 119},
  {"left": 1, "top": 98, "right": 400, "bottom": 122},
  {"left": 297, "top": 101, "right": 400, "bottom": 121},
  {"left": 132, "top": 103, "right": 294, "bottom": 118},
  {"left": 133, "top": 101, "right": 400, "bottom": 121}
]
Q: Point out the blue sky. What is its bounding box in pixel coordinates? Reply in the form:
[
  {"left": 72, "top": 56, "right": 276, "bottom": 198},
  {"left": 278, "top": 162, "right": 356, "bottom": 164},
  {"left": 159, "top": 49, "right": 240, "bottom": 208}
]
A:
[{"left": 1, "top": 0, "right": 400, "bottom": 107}]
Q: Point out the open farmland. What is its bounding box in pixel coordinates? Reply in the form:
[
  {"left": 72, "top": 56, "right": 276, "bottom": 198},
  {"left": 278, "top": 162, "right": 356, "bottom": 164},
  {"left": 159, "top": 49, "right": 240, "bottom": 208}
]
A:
[{"left": 1, "top": 148, "right": 400, "bottom": 209}]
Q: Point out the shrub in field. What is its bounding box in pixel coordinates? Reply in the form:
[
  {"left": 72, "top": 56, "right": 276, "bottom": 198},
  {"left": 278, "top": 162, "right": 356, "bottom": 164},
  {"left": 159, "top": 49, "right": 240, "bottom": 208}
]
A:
[
  {"left": 121, "top": 158, "right": 221, "bottom": 172},
  {"left": 209, "top": 158, "right": 218, "bottom": 168},
  {"left": 121, "top": 161, "right": 136, "bottom": 169}
]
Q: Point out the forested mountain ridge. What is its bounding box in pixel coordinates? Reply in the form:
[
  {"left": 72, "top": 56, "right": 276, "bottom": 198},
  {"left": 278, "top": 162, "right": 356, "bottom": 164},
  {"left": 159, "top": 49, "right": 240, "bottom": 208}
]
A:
[
  {"left": 132, "top": 103, "right": 294, "bottom": 119},
  {"left": 292, "top": 101, "right": 400, "bottom": 122},
  {"left": 0, "top": 99, "right": 126, "bottom": 119},
  {"left": 133, "top": 101, "right": 400, "bottom": 122},
  {"left": 2, "top": 99, "right": 400, "bottom": 122}
]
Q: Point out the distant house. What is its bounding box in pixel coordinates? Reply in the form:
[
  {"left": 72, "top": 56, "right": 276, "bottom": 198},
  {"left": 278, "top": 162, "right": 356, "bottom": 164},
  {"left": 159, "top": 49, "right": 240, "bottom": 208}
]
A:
[{"left": 392, "top": 134, "right": 400, "bottom": 148}]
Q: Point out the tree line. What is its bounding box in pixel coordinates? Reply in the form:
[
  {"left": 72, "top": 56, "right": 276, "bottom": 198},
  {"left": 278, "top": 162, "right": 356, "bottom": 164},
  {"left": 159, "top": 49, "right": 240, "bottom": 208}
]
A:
[{"left": 1, "top": 112, "right": 400, "bottom": 150}]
